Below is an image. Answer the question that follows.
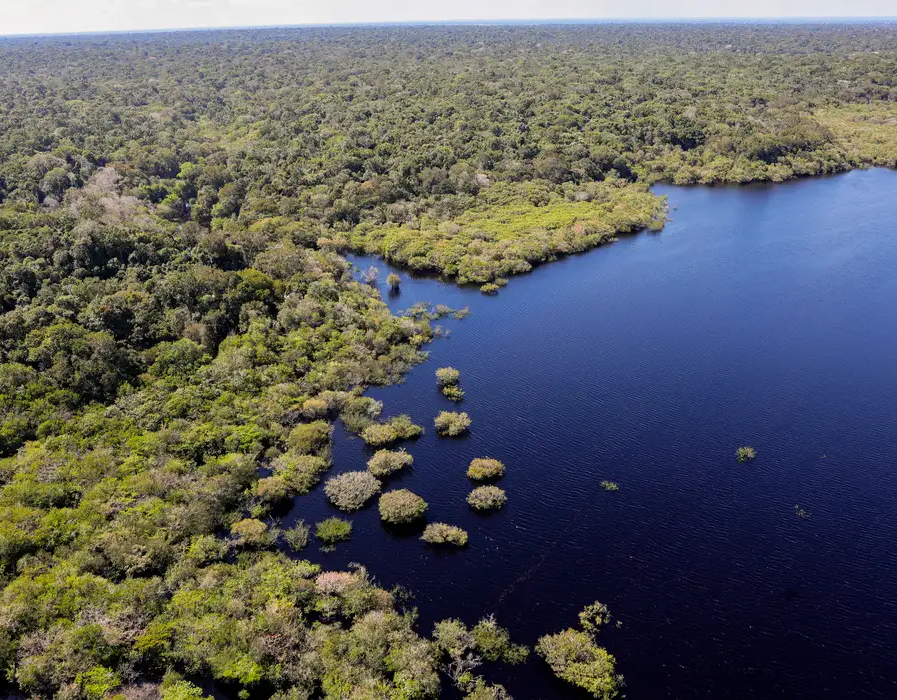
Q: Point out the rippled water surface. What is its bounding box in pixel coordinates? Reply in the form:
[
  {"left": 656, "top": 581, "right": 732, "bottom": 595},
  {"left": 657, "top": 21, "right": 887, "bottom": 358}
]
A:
[{"left": 293, "top": 169, "right": 897, "bottom": 699}]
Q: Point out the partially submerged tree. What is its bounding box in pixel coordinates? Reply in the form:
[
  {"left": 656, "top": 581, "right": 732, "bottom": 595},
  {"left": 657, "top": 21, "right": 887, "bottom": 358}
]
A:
[
  {"left": 435, "top": 411, "right": 471, "bottom": 436},
  {"left": 379, "top": 489, "right": 428, "bottom": 524},
  {"left": 536, "top": 601, "right": 621, "bottom": 699},
  {"left": 468, "top": 486, "right": 507, "bottom": 511},
  {"left": 367, "top": 448, "right": 414, "bottom": 477},
  {"left": 324, "top": 471, "right": 382, "bottom": 511},
  {"left": 421, "top": 523, "right": 469, "bottom": 546}
]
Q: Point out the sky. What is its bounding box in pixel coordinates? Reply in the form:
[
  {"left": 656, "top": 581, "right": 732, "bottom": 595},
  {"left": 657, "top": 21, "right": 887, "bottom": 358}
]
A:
[{"left": 0, "top": 0, "right": 894, "bottom": 36}]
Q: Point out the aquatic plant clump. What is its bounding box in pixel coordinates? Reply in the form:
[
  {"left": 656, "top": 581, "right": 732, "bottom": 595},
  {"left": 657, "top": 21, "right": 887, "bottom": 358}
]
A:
[
  {"left": 536, "top": 629, "right": 620, "bottom": 699},
  {"left": 737, "top": 446, "right": 757, "bottom": 462},
  {"left": 379, "top": 489, "right": 429, "bottom": 524},
  {"left": 361, "top": 414, "right": 424, "bottom": 446},
  {"left": 315, "top": 517, "right": 353, "bottom": 546},
  {"left": 421, "top": 523, "right": 469, "bottom": 546},
  {"left": 435, "top": 411, "right": 472, "bottom": 436},
  {"left": 467, "top": 458, "right": 506, "bottom": 481},
  {"left": 600, "top": 480, "right": 619, "bottom": 491},
  {"left": 467, "top": 486, "right": 507, "bottom": 511},
  {"left": 367, "top": 449, "right": 414, "bottom": 477},
  {"left": 442, "top": 385, "right": 465, "bottom": 401},
  {"left": 436, "top": 367, "right": 461, "bottom": 386},
  {"left": 282, "top": 521, "right": 311, "bottom": 551},
  {"left": 387, "top": 272, "right": 401, "bottom": 290},
  {"left": 537, "top": 600, "right": 620, "bottom": 700},
  {"left": 324, "top": 471, "right": 382, "bottom": 511}
]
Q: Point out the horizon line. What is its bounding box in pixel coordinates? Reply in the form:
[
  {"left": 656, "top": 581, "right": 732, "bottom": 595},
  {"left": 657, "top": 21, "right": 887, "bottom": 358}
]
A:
[{"left": 2, "top": 16, "right": 897, "bottom": 40}]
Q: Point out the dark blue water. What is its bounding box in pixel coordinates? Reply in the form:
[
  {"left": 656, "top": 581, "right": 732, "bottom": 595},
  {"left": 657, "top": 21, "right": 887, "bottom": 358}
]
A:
[{"left": 290, "top": 169, "right": 897, "bottom": 700}]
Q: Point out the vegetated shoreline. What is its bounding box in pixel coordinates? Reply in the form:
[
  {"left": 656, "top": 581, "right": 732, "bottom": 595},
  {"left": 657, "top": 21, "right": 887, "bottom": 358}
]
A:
[{"left": 0, "top": 23, "right": 896, "bottom": 700}]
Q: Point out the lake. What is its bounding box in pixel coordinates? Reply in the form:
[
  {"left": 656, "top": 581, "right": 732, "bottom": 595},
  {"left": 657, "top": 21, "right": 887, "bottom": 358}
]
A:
[{"left": 289, "top": 169, "right": 897, "bottom": 699}]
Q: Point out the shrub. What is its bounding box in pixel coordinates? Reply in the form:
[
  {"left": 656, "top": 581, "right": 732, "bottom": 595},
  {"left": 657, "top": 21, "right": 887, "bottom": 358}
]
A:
[
  {"left": 324, "top": 471, "right": 382, "bottom": 511},
  {"left": 230, "top": 518, "right": 273, "bottom": 548},
  {"left": 387, "top": 272, "right": 401, "bottom": 290},
  {"left": 467, "top": 486, "right": 506, "bottom": 511},
  {"left": 315, "top": 517, "right": 352, "bottom": 546},
  {"left": 255, "top": 475, "right": 293, "bottom": 502},
  {"left": 302, "top": 397, "right": 330, "bottom": 419},
  {"left": 282, "top": 521, "right": 311, "bottom": 551},
  {"left": 286, "top": 420, "right": 332, "bottom": 455},
  {"left": 536, "top": 630, "right": 619, "bottom": 699},
  {"left": 442, "top": 385, "right": 465, "bottom": 401},
  {"left": 467, "top": 458, "right": 505, "bottom": 481},
  {"left": 736, "top": 446, "right": 756, "bottom": 462},
  {"left": 421, "top": 523, "right": 469, "bottom": 546},
  {"left": 434, "top": 411, "right": 471, "bottom": 437},
  {"left": 600, "top": 480, "right": 619, "bottom": 491},
  {"left": 361, "top": 414, "right": 423, "bottom": 446},
  {"left": 272, "top": 451, "right": 330, "bottom": 494},
  {"left": 480, "top": 283, "right": 499, "bottom": 295},
  {"left": 379, "top": 489, "right": 428, "bottom": 524},
  {"left": 367, "top": 449, "right": 414, "bottom": 477},
  {"left": 436, "top": 367, "right": 461, "bottom": 387}
]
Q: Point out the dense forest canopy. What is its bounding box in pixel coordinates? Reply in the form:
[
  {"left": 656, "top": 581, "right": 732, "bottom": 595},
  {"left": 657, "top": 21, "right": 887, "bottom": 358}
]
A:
[{"left": 0, "top": 22, "right": 895, "bottom": 700}]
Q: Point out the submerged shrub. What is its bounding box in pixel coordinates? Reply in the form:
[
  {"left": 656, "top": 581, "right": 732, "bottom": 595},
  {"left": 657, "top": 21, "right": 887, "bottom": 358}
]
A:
[
  {"left": 436, "top": 367, "right": 461, "bottom": 387},
  {"left": 442, "top": 385, "right": 465, "bottom": 401},
  {"left": 467, "top": 486, "right": 506, "bottom": 511},
  {"left": 536, "top": 629, "right": 619, "bottom": 699},
  {"left": 362, "top": 414, "right": 423, "bottom": 446},
  {"left": 600, "top": 480, "right": 619, "bottom": 491},
  {"left": 387, "top": 272, "right": 401, "bottom": 290},
  {"left": 421, "top": 523, "right": 469, "bottom": 546},
  {"left": 537, "top": 600, "right": 619, "bottom": 699},
  {"left": 324, "top": 471, "right": 382, "bottom": 511},
  {"left": 434, "top": 411, "right": 471, "bottom": 436},
  {"left": 736, "top": 446, "right": 756, "bottom": 462},
  {"left": 283, "top": 521, "right": 311, "bottom": 551},
  {"left": 467, "top": 458, "right": 505, "bottom": 481},
  {"left": 316, "top": 517, "right": 352, "bottom": 546},
  {"left": 379, "top": 489, "right": 428, "bottom": 524},
  {"left": 480, "top": 283, "right": 499, "bottom": 295},
  {"left": 367, "top": 449, "right": 414, "bottom": 477}
]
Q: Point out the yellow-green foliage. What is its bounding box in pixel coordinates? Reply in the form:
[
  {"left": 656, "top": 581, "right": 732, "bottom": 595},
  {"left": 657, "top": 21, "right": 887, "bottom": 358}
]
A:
[
  {"left": 316, "top": 517, "right": 353, "bottom": 545},
  {"left": 367, "top": 449, "right": 414, "bottom": 477},
  {"left": 467, "top": 486, "right": 507, "bottom": 511},
  {"left": 467, "top": 458, "right": 505, "bottom": 481},
  {"left": 536, "top": 629, "right": 620, "bottom": 699},
  {"left": 815, "top": 104, "right": 897, "bottom": 167},
  {"left": 537, "top": 600, "right": 620, "bottom": 699},
  {"left": 421, "top": 523, "right": 469, "bottom": 546},
  {"left": 434, "top": 411, "right": 472, "bottom": 436},
  {"left": 361, "top": 415, "right": 424, "bottom": 446},
  {"left": 379, "top": 489, "right": 428, "bottom": 524},
  {"left": 351, "top": 181, "right": 666, "bottom": 284}
]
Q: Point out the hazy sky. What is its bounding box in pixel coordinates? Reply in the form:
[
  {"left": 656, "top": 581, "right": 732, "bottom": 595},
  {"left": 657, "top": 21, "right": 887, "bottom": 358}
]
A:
[{"left": 0, "top": 0, "right": 894, "bottom": 36}]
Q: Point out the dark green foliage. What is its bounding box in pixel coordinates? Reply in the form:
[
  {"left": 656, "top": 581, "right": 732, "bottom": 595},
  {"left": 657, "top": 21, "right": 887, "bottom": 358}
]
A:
[{"left": 0, "top": 22, "right": 894, "bottom": 698}]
